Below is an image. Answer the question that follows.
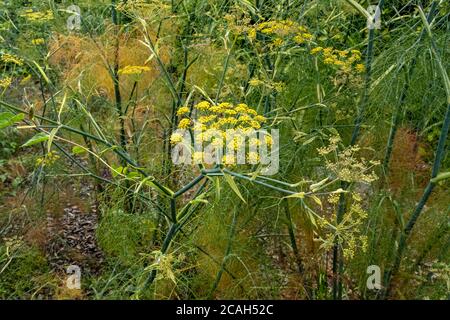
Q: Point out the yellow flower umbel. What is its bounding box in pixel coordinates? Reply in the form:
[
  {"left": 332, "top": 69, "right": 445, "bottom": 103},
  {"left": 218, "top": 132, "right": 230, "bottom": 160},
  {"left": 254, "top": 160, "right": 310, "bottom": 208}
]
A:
[
  {"left": 20, "top": 9, "right": 54, "bottom": 22},
  {"left": 192, "top": 151, "right": 203, "bottom": 164},
  {"left": 195, "top": 101, "right": 211, "bottom": 111},
  {"left": 247, "top": 151, "right": 260, "bottom": 164},
  {"left": 317, "top": 134, "right": 380, "bottom": 184},
  {"left": 355, "top": 63, "right": 366, "bottom": 73},
  {"left": 222, "top": 154, "right": 236, "bottom": 166},
  {"left": 311, "top": 46, "right": 364, "bottom": 75},
  {"left": 32, "top": 38, "right": 45, "bottom": 45},
  {"left": 177, "top": 118, "right": 191, "bottom": 129},
  {"left": 248, "top": 77, "right": 285, "bottom": 94},
  {"left": 170, "top": 132, "right": 184, "bottom": 145},
  {"left": 319, "top": 191, "right": 370, "bottom": 260},
  {"left": 0, "top": 77, "right": 12, "bottom": 89},
  {"left": 176, "top": 106, "right": 190, "bottom": 116},
  {"left": 1, "top": 53, "right": 23, "bottom": 66},
  {"left": 313, "top": 134, "right": 379, "bottom": 261},
  {"left": 36, "top": 151, "right": 60, "bottom": 167},
  {"left": 170, "top": 100, "right": 270, "bottom": 167},
  {"left": 247, "top": 19, "right": 313, "bottom": 48},
  {"left": 118, "top": 65, "right": 151, "bottom": 75},
  {"left": 311, "top": 47, "right": 323, "bottom": 55},
  {"left": 249, "top": 78, "right": 264, "bottom": 87}
]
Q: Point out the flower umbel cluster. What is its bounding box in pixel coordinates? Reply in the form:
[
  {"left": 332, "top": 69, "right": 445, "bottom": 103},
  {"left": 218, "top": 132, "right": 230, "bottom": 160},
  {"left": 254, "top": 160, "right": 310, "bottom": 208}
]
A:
[
  {"left": 248, "top": 19, "right": 313, "bottom": 47},
  {"left": 32, "top": 38, "right": 45, "bottom": 45},
  {"left": 318, "top": 135, "right": 379, "bottom": 184},
  {"left": 313, "top": 134, "right": 380, "bottom": 259},
  {"left": 36, "top": 151, "right": 60, "bottom": 167},
  {"left": 116, "top": 0, "right": 171, "bottom": 16},
  {"left": 20, "top": 9, "right": 54, "bottom": 22},
  {"left": 1, "top": 53, "right": 24, "bottom": 66},
  {"left": 0, "top": 76, "right": 12, "bottom": 88},
  {"left": 319, "top": 191, "right": 369, "bottom": 260},
  {"left": 175, "top": 100, "right": 267, "bottom": 133},
  {"left": 311, "top": 47, "right": 365, "bottom": 74},
  {"left": 118, "top": 65, "right": 151, "bottom": 75},
  {"left": 248, "top": 78, "right": 285, "bottom": 93},
  {"left": 171, "top": 101, "right": 276, "bottom": 167},
  {"left": 223, "top": 14, "right": 312, "bottom": 48}
]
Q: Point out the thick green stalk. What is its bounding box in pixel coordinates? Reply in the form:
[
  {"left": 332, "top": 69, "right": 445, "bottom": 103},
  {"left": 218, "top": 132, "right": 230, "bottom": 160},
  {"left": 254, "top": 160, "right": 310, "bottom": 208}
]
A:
[
  {"left": 111, "top": 0, "right": 127, "bottom": 153},
  {"left": 173, "top": 175, "right": 204, "bottom": 198},
  {"left": 141, "top": 27, "right": 182, "bottom": 107},
  {"left": 142, "top": 178, "right": 211, "bottom": 290},
  {"left": 139, "top": 168, "right": 311, "bottom": 291},
  {"left": 143, "top": 222, "right": 179, "bottom": 289}
]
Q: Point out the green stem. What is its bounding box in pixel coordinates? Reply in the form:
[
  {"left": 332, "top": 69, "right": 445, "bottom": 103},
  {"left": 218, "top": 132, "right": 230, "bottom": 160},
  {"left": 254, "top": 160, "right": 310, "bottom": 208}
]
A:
[
  {"left": 111, "top": 0, "right": 127, "bottom": 153},
  {"left": 222, "top": 169, "right": 297, "bottom": 195},
  {"left": 143, "top": 222, "right": 179, "bottom": 289},
  {"left": 173, "top": 175, "right": 204, "bottom": 198}
]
